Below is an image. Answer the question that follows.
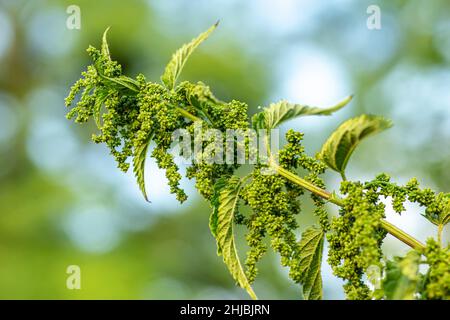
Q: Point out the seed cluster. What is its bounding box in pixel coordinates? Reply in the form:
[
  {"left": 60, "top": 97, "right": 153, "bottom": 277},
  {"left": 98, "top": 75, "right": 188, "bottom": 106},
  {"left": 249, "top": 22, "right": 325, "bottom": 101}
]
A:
[
  {"left": 421, "top": 239, "right": 450, "bottom": 300},
  {"left": 328, "top": 180, "right": 386, "bottom": 300},
  {"left": 328, "top": 174, "right": 450, "bottom": 299},
  {"left": 240, "top": 129, "right": 330, "bottom": 284},
  {"left": 364, "top": 173, "right": 449, "bottom": 225}
]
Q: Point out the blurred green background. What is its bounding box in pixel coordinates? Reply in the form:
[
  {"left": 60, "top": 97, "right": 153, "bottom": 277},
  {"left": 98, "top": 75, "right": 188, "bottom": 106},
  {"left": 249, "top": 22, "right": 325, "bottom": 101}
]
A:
[{"left": 0, "top": 0, "right": 448, "bottom": 299}]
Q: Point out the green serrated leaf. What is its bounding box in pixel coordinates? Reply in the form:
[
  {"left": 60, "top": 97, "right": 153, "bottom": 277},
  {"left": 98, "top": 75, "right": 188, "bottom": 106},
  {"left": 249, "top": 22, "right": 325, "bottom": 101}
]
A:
[
  {"left": 382, "top": 251, "right": 421, "bottom": 300},
  {"left": 251, "top": 112, "right": 265, "bottom": 131},
  {"left": 133, "top": 136, "right": 152, "bottom": 202},
  {"left": 99, "top": 74, "right": 140, "bottom": 93},
  {"left": 318, "top": 114, "right": 392, "bottom": 178},
  {"left": 101, "top": 27, "right": 111, "bottom": 60},
  {"left": 441, "top": 211, "right": 450, "bottom": 226},
  {"left": 185, "top": 82, "right": 221, "bottom": 107},
  {"left": 209, "top": 177, "right": 225, "bottom": 239},
  {"left": 93, "top": 90, "right": 110, "bottom": 128},
  {"left": 297, "top": 226, "right": 324, "bottom": 300},
  {"left": 210, "top": 176, "right": 257, "bottom": 300},
  {"left": 184, "top": 82, "right": 222, "bottom": 125},
  {"left": 434, "top": 193, "right": 450, "bottom": 226},
  {"left": 161, "top": 22, "right": 218, "bottom": 90},
  {"left": 252, "top": 95, "right": 352, "bottom": 130}
]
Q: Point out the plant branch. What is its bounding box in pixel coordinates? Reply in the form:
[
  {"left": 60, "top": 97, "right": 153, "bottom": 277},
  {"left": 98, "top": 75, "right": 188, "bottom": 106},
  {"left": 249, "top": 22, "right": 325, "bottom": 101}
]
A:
[
  {"left": 272, "top": 163, "right": 426, "bottom": 251},
  {"left": 106, "top": 78, "right": 426, "bottom": 252},
  {"left": 438, "top": 224, "right": 443, "bottom": 246}
]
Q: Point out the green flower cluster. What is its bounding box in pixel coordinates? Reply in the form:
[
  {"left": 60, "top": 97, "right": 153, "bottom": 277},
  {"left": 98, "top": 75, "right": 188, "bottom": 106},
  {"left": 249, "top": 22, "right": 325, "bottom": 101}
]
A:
[
  {"left": 240, "top": 129, "right": 329, "bottom": 284},
  {"left": 137, "top": 80, "right": 187, "bottom": 202},
  {"left": 329, "top": 174, "right": 449, "bottom": 300},
  {"left": 65, "top": 46, "right": 122, "bottom": 124},
  {"left": 183, "top": 94, "right": 250, "bottom": 200},
  {"left": 65, "top": 43, "right": 251, "bottom": 203},
  {"left": 421, "top": 239, "right": 450, "bottom": 299},
  {"left": 66, "top": 46, "right": 139, "bottom": 172},
  {"left": 66, "top": 46, "right": 189, "bottom": 201},
  {"left": 328, "top": 180, "right": 386, "bottom": 300},
  {"left": 364, "top": 174, "right": 449, "bottom": 226},
  {"left": 279, "top": 130, "right": 329, "bottom": 230},
  {"left": 240, "top": 167, "right": 300, "bottom": 282},
  {"left": 186, "top": 161, "right": 235, "bottom": 201}
]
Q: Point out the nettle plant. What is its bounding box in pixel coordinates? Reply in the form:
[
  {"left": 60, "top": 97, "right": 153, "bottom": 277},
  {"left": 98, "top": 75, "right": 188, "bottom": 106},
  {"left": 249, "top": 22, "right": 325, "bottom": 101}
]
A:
[{"left": 66, "top": 23, "right": 449, "bottom": 300}]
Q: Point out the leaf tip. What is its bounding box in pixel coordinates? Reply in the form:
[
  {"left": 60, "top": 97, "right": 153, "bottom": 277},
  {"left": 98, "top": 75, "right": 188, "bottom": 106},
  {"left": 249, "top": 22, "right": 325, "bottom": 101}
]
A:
[
  {"left": 102, "top": 26, "right": 112, "bottom": 60},
  {"left": 334, "top": 94, "right": 354, "bottom": 111},
  {"left": 102, "top": 26, "right": 111, "bottom": 40},
  {"left": 386, "top": 118, "right": 394, "bottom": 128}
]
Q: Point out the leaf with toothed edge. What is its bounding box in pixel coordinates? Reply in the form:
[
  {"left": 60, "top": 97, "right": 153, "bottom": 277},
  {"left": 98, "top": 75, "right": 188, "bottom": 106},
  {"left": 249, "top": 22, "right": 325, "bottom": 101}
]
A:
[
  {"left": 318, "top": 114, "right": 393, "bottom": 178},
  {"left": 93, "top": 90, "right": 109, "bottom": 129},
  {"left": 210, "top": 176, "right": 258, "bottom": 300},
  {"left": 97, "top": 28, "right": 140, "bottom": 92},
  {"left": 133, "top": 135, "right": 153, "bottom": 202},
  {"left": 252, "top": 95, "right": 353, "bottom": 130},
  {"left": 102, "top": 27, "right": 111, "bottom": 60},
  {"left": 98, "top": 74, "right": 140, "bottom": 92},
  {"left": 161, "top": 22, "right": 219, "bottom": 90},
  {"left": 297, "top": 226, "right": 324, "bottom": 300},
  {"left": 382, "top": 251, "right": 421, "bottom": 300}
]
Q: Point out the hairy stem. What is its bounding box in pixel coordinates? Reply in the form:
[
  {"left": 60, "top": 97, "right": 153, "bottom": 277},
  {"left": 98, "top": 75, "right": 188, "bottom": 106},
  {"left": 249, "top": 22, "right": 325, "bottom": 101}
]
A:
[
  {"left": 438, "top": 224, "right": 443, "bottom": 246},
  {"left": 272, "top": 163, "right": 426, "bottom": 251}
]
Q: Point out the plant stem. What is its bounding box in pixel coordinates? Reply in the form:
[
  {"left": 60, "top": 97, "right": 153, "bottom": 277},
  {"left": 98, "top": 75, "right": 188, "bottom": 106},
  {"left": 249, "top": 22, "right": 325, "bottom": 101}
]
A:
[
  {"left": 273, "top": 163, "right": 340, "bottom": 204},
  {"left": 272, "top": 163, "right": 426, "bottom": 251},
  {"left": 176, "top": 107, "right": 202, "bottom": 122},
  {"left": 438, "top": 224, "right": 443, "bottom": 246},
  {"left": 380, "top": 220, "right": 425, "bottom": 250}
]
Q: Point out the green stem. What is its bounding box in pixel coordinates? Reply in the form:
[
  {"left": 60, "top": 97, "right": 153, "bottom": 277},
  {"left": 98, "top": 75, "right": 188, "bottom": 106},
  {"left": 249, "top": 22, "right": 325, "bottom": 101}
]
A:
[
  {"left": 176, "top": 107, "right": 202, "bottom": 122},
  {"left": 438, "top": 224, "right": 443, "bottom": 246},
  {"left": 272, "top": 163, "right": 426, "bottom": 251},
  {"left": 274, "top": 163, "right": 339, "bottom": 205},
  {"left": 380, "top": 220, "right": 425, "bottom": 251}
]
